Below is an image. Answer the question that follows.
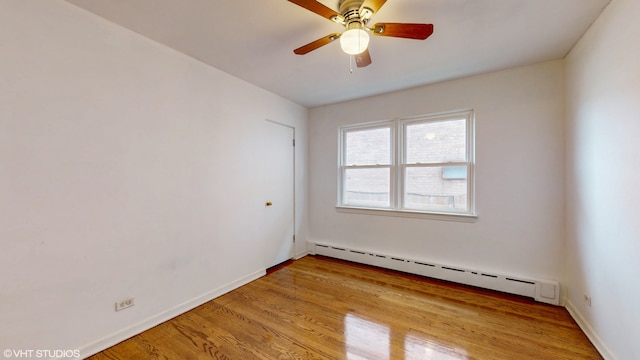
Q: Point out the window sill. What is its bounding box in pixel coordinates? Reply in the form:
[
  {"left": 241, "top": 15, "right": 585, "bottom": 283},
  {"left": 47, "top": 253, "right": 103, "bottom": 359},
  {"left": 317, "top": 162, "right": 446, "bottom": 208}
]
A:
[{"left": 336, "top": 206, "right": 478, "bottom": 222}]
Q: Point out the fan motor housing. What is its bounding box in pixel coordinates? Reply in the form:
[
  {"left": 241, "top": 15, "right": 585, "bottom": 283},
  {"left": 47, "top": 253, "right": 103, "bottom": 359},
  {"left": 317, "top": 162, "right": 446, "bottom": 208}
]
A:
[
  {"left": 339, "top": 0, "right": 364, "bottom": 13},
  {"left": 339, "top": 0, "right": 368, "bottom": 26}
]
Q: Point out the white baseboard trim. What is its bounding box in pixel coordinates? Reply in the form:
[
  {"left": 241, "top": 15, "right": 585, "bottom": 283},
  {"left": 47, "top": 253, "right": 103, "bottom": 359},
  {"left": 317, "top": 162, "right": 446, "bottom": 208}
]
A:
[
  {"left": 294, "top": 250, "right": 308, "bottom": 260},
  {"left": 565, "top": 299, "right": 616, "bottom": 360},
  {"left": 76, "top": 269, "right": 266, "bottom": 359}
]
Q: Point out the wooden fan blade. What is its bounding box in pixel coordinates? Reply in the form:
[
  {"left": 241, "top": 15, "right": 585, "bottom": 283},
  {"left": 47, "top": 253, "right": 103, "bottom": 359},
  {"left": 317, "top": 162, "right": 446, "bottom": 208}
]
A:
[
  {"left": 288, "top": 0, "right": 344, "bottom": 23},
  {"left": 371, "top": 23, "right": 434, "bottom": 40},
  {"left": 360, "top": 0, "right": 387, "bottom": 14},
  {"left": 355, "top": 49, "right": 372, "bottom": 68},
  {"left": 293, "top": 33, "right": 341, "bottom": 55}
]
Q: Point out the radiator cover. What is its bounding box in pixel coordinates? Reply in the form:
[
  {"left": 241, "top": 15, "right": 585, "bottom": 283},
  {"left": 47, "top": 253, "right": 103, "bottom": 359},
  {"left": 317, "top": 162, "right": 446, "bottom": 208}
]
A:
[{"left": 311, "top": 242, "right": 560, "bottom": 305}]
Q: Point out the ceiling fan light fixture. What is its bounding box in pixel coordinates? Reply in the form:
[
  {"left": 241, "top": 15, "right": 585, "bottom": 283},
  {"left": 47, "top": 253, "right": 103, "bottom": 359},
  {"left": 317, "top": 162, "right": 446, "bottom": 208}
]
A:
[{"left": 340, "top": 27, "right": 369, "bottom": 55}]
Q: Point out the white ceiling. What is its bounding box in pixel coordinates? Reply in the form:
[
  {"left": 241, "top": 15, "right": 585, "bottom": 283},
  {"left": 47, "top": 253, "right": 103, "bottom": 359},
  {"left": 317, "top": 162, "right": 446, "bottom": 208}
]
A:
[{"left": 65, "top": 0, "right": 611, "bottom": 108}]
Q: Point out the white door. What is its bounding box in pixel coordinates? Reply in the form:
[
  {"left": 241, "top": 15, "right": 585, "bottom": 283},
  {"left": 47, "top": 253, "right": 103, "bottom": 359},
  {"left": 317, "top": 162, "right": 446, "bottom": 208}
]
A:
[{"left": 263, "top": 120, "right": 295, "bottom": 268}]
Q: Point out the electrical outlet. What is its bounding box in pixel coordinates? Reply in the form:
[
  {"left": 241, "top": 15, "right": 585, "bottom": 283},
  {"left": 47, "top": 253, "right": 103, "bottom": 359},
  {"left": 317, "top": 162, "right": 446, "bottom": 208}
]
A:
[
  {"left": 115, "top": 297, "right": 135, "bottom": 312},
  {"left": 583, "top": 293, "right": 592, "bottom": 307}
]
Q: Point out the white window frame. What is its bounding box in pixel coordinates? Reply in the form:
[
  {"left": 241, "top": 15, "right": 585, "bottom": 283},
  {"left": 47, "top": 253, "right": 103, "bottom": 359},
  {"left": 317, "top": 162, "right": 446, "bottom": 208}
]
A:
[
  {"left": 337, "top": 110, "right": 476, "bottom": 221},
  {"left": 338, "top": 120, "right": 396, "bottom": 209}
]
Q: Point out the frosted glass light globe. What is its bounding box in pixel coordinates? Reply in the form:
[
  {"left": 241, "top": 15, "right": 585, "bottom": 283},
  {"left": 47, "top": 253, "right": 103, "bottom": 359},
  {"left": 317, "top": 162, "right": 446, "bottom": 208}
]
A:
[{"left": 340, "top": 28, "right": 370, "bottom": 55}]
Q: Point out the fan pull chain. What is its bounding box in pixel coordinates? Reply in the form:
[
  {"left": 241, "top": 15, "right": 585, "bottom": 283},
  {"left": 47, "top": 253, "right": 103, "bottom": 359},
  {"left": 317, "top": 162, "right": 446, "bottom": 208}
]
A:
[{"left": 349, "top": 55, "right": 354, "bottom": 74}]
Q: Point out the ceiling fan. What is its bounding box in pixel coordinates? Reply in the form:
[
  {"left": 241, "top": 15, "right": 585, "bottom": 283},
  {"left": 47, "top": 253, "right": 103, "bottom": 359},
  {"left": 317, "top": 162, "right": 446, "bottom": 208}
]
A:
[{"left": 288, "top": 0, "right": 434, "bottom": 68}]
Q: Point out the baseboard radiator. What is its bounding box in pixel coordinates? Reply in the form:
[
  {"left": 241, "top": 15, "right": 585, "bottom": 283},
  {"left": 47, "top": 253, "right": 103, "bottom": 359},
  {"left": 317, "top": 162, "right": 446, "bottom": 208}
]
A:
[{"left": 311, "top": 242, "right": 560, "bottom": 305}]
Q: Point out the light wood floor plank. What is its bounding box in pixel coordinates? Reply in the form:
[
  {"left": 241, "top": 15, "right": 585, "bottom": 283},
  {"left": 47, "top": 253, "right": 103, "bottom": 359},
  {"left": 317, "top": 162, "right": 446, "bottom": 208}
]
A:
[{"left": 88, "top": 255, "right": 601, "bottom": 359}]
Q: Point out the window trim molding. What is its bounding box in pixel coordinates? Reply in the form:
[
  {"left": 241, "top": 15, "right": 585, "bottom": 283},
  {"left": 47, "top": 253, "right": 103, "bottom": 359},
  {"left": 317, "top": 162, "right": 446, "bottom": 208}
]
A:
[
  {"left": 337, "top": 119, "right": 395, "bottom": 209},
  {"left": 335, "top": 205, "right": 478, "bottom": 222},
  {"left": 337, "top": 109, "right": 476, "bottom": 220}
]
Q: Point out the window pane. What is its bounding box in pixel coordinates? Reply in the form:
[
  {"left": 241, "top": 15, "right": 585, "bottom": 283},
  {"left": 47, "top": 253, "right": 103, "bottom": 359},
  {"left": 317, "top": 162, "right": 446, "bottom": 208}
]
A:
[
  {"left": 404, "top": 166, "right": 468, "bottom": 212},
  {"left": 345, "top": 128, "right": 391, "bottom": 165},
  {"left": 406, "top": 119, "right": 466, "bottom": 164},
  {"left": 344, "top": 168, "right": 390, "bottom": 207}
]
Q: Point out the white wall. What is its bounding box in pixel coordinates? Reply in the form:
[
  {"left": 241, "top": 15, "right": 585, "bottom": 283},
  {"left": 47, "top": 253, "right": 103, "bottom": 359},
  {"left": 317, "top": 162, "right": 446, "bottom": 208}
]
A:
[
  {"left": 565, "top": 0, "right": 640, "bottom": 358},
  {"left": 309, "top": 61, "right": 566, "bottom": 282},
  {"left": 0, "top": 0, "right": 308, "bottom": 356}
]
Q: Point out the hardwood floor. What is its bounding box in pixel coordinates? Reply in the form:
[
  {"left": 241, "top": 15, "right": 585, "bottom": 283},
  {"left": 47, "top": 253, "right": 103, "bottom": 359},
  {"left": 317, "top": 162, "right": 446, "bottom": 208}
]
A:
[{"left": 88, "top": 255, "right": 601, "bottom": 359}]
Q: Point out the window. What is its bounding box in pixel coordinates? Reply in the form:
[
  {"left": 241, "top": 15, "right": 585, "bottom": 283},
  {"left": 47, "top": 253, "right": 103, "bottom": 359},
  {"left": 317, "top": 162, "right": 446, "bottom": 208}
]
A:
[
  {"left": 341, "top": 125, "right": 393, "bottom": 208},
  {"left": 338, "top": 110, "right": 475, "bottom": 218}
]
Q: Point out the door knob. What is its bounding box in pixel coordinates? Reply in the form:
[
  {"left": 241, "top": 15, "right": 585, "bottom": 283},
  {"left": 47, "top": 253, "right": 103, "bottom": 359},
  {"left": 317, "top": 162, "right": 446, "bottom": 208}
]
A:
[{"left": 266, "top": 201, "right": 273, "bottom": 206}]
